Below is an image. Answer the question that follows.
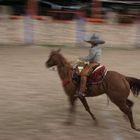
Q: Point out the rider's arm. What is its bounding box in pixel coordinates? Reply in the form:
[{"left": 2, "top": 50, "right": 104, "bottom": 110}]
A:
[{"left": 79, "top": 48, "right": 97, "bottom": 61}]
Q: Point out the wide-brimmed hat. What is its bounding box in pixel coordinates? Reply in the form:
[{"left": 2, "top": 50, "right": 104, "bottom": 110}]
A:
[{"left": 85, "top": 34, "right": 105, "bottom": 45}]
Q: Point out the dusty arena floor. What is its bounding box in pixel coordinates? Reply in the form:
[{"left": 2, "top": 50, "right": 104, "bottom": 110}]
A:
[{"left": 0, "top": 46, "right": 140, "bottom": 140}]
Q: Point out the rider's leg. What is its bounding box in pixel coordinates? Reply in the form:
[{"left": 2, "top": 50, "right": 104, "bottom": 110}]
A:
[
  {"left": 79, "top": 74, "right": 87, "bottom": 96},
  {"left": 79, "top": 65, "right": 90, "bottom": 96},
  {"left": 79, "top": 63, "right": 97, "bottom": 96}
]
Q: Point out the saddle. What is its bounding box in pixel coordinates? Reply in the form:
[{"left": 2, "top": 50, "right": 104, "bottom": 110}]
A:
[
  {"left": 72, "top": 63, "right": 107, "bottom": 86},
  {"left": 88, "top": 65, "right": 107, "bottom": 84}
]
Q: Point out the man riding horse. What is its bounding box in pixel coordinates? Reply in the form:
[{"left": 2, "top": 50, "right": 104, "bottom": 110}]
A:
[
  {"left": 46, "top": 39, "right": 140, "bottom": 131},
  {"left": 77, "top": 34, "right": 105, "bottom": 97}
]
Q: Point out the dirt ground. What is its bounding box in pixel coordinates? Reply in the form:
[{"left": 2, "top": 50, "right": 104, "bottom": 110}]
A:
[{"left": 0, "top": 46, "right": 140, "bottom": 140}]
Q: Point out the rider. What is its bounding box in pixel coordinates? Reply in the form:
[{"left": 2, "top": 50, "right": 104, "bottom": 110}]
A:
[{"left": 78, "top": 34, "right": 105, "bottom": 97}]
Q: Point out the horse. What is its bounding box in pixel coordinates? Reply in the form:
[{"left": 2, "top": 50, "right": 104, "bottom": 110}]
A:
[{"left": 46, "top": 49, "right": 140, "bottom": 131}]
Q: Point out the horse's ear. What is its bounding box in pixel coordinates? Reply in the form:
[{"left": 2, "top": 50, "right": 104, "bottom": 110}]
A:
[{"left": 56, "top": 48, "right": 61, "bottom": 53}]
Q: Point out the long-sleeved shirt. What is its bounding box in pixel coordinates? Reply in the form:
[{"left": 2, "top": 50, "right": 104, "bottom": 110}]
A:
[{"left": 80, "top": 46, "right": 102, "bottom": 63}]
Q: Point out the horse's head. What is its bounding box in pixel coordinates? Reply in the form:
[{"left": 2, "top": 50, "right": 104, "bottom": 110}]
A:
[{"left": 46, "top": 49, "right": 61, "bottom": 68}]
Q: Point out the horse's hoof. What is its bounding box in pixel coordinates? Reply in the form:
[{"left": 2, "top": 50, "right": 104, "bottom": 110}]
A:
[
  {"left": 132, "top": 126, "right": 140, "bottom": 131},
  {"left": 134, "top": 128, "right": 140, "bottom": 132}
]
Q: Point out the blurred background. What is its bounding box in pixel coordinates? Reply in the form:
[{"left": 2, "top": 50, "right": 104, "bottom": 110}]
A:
[{"left": 0, "top": 0, "right": 139, "bottom": 48}]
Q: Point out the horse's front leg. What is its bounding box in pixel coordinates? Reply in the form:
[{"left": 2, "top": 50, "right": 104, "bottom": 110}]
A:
[
  {"left": 66, "top": 95, "right": 77, "bottom": 124},
  {"left": 78, "top": 95, "right": 97, "bottom": 121}
]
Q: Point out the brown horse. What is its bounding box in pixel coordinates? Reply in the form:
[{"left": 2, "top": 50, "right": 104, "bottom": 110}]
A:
[{"left": 46, "top": 49, "right": 140, "bottom": 131}]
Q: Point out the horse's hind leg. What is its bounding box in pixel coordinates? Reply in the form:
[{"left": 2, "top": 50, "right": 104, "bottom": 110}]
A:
[
  {"left": 78, "top": 95, "right": 96, "bottom": 121},
  {"left": 126, "top": 99, "right": 134, "bottom": 110},
  {"left": 123, "top": 99, "right": 134, "bottom": 121},
  {"left": 116, "top": 101, "right": 139, "bottom": 131}
]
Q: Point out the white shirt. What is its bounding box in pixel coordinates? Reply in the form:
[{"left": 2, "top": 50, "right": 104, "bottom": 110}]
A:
[{"left": 80, "top": 46, "right": 102, "bottom": 63}]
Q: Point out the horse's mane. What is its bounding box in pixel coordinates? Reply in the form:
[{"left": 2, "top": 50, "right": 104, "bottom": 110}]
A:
[
  {"left": 56, "top": 52, "right": 72, "bottom": 69},
  {"left": 59, "top": 54, "right": 72, "bottom": 68}
]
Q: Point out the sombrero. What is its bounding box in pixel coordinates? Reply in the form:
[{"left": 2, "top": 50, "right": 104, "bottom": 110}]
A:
[{"left": 85, "top": 34, "right": 105, "bottom": 45}]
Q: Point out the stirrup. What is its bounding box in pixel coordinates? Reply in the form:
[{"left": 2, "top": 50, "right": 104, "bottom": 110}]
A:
[{"left": 75, "top": 91, "right": 85, "bottom": 98}]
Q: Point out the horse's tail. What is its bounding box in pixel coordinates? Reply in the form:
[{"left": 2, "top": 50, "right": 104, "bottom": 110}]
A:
[{"left": 126, "top": 77, "right": 140, "bottom": 97}]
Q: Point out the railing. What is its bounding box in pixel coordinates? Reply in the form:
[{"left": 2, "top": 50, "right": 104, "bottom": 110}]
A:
[{"left": 0, "top": 11, "right": 139, "bottom": 48}]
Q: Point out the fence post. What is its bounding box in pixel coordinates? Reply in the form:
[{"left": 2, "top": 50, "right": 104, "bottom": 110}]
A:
[
  {"left": 136, "top": 15, "right": 140, "bottom": 48},
  {"left": 24, "top": 15, "right": 33, "bottom": 45},
  {"left": 75, "top": 11, "right": 86, "bottom": 47},
  {"left": 24, "top": 0, "right": 38, "bottom": 45}
]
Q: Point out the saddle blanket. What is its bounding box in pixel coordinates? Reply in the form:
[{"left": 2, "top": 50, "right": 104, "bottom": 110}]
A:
[{"left": 90, "top": 65, "right": 107, "bottom": 83}]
